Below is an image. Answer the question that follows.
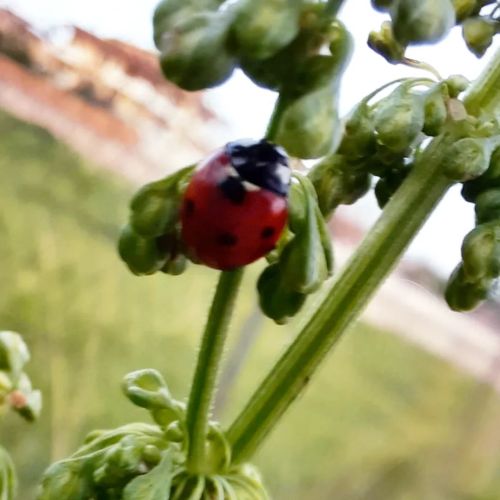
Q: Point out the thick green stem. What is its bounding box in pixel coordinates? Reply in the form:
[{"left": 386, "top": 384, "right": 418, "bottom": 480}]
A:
[
  {"left": 227, "top": 46, "right": 500, "bottom": 465},
  {"left": 227, "top": 136, "right": 453, "bottom": 463},
  {"left": 186, "top": 268, "right": 244, "bottom": 473},
  {"left": 464, "top": 47, "right": 500, "bottom": 116}
]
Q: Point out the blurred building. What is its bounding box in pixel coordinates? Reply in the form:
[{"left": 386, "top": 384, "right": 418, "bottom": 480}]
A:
[{"left": 0, "top": 8, "right": 222, "bottom": 182}]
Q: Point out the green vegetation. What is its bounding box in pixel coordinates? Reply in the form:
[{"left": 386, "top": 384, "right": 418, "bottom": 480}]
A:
[{"left": 1, "top": 109, "right": 500, "bottom": 498}]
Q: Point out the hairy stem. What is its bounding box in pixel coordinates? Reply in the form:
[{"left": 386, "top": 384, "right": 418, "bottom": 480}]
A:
[
  {"left": 227, "top": 46, "right": 500, "bottom": 465},
  {"left": 227, "top": 135, "right": 453, "bottom": 463},
  {"left": 186, "top": 268, "right": 244, "bottom": 473}
]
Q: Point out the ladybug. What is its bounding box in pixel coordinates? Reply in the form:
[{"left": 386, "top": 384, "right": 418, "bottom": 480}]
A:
[{"left": 181, "top": 139, "right": 291, "bottom": 270}]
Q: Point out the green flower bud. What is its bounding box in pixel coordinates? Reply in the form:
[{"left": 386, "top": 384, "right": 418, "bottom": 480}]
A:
[
  {"left": 475, "top": 189, "right": 500, "bottom": 224},
  {"left": 462, "top": 146, "right": 500, "bottom": 201},
  {"left": 12, "top": 387, "right": 42, "bottom": 422},
  {"left": 445, "top": 263, "right": 490, "bottom": 312},
  {"left": 367, "top": 21, "right": 406, "bottom": 63},
  {"left": 160, "top": 253, "right": 188, "bottom": 276},
  {"left": 153, "top": 0, "right": 195, "bottom": 48},
  {"left": 275, "top": 85, "right": 339, "bottom": 159},
  {"left": 444, "top": 74, "right": 469, "bottom": 98},
  {"left": 272, "top": 21, "right": 352, "bottom": 159},
  {"left": 0, "top": 332, "right": 29, "bottom": 383},
  {"left": 142, "top": 444, "right": 162, "bottom": 466},
  {"left": 443, "top": 137, "right": 498, "bottom": 182},
  {"left": 371, "top": 0, "right": 394, "bottom": 12},
  {"left": 130, "top": 166, "right": 193, "bottom": 238},
  {"left": 461, "top": 222, "right": 500, "bottom": 280},
  {"left": 164, "top": 421, "right": 184, "bottom": 442},
  {"left": 118, "top": 225, "right": 168, "bottom": 276},
  {"left": 422, "top": 83, "right": 448, "bottom": 136},
  {"left": 158, "top": 11, "right": 236, "bottom": 90},
  {"left": 452, "top": 0, "right": 477, "bottom": 22},
  {"left": 391, "top": 0, "right": 456, "bottom": 45},
  {"left": 309, "top": 154, "right": 371, "bottom": 216},
  {"left": 0, "top": 371, "right": 12, "bottom": 394},
  {"left": 257, "top": 264, "right": 306, "bottom": 324},
  {"left": 462, "top": 17, "right": 497, "bottom": 58},
  {"left": 232, "top": 0, "right": 302, "bottom": 60},
  {"left": 373, "top": 84, "right": 425, "bottom": 153},
  {"left": 338, "top": 101, "right": 376, "bottom": 158},
  {"left": 240, "top": 9, "right": 352, "bottom": 94},
  {"left": 122, "top": 369, "right": 178, "bottom": 415}
]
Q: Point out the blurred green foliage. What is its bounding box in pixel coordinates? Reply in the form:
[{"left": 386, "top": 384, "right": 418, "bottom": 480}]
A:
[{"left": 1, "top": 109, "right": 500, "bottom": 499}]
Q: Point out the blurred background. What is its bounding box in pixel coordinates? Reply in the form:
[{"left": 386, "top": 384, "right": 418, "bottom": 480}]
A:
[{"left": 1, "top": 0, "right": 500, "bottom": 498}]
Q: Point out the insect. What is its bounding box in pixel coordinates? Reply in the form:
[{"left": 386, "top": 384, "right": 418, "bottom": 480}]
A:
[{"left": 181, "top": 139, "right": 291, "bottom": 270}]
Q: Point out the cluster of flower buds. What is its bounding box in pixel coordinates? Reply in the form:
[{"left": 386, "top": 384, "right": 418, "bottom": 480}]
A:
[
  {"left": 153, "top": 0, "right": 353, "bottom": 159},
  {"left": 39, "top": 369, "right": 269, "bottom": 499},
  {"left": 310, "top": 75, "right": 470, "bottom": 216},
  {"left": 446, "top": 130, "right": 500, "bottom": 311},
  {"left": 258, "top": 174, "right": 333, "bottom": 323},
  {"left": 118, "top": 166, "right": 194, "bottom": 277},
  {"left": 0, "top": 331, "right": 41, "bottom": 422},
  {"left": 0, "top": 331, "right": 41, "bottom": 500},
  {"left": 369, "top": 0, "right": 499, "bottom": 62}
]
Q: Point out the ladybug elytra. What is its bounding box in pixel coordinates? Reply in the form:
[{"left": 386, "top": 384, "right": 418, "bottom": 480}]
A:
[{"left": 181, "top": 139, "right": 291, "bottom": 270}]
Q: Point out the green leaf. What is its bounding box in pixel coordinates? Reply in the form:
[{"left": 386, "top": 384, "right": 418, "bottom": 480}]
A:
[
  {"left": 38, "top": 459, "right": 91, "bottom": 500},
  {"left": 281, "top": 178, "right": 328, "bottom": 294},
  {"left": 122, "top": 448, "right": 174, "bottom": 500},
  {"left": 257, "top": 264, "right": 306, "bottom": 324}
]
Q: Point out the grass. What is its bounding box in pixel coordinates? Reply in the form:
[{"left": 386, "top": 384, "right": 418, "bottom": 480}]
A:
[{"left": 1, "top": 108, "right": 500, "bottom": 499}]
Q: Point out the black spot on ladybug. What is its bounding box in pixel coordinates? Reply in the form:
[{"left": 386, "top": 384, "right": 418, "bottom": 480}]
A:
[
  {"left": 219, "top": 177, "right": 246, "bottom": 204},
  {"left": 216, "top": 232, "right": 238, "bottom": 246},
  {"left": 261, "top": 226, "right": 275, "bottom": 239},
  {"left": 184, "top": 198, "right": 195, "bottom": 216}
]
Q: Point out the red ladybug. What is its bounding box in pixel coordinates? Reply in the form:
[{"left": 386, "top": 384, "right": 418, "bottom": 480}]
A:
[{"left": 181, "top": 139, "right": 291, "bottom": 270}]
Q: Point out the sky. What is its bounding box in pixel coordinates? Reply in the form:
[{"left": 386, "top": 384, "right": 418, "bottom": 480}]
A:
[{"left": 1, "top": 0, "right": 499, "bottom": 277}]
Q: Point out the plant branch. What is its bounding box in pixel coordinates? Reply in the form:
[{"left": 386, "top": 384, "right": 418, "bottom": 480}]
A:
[
  {"left": 186, "top": 268, "right": 244, "bottom": 473},
  {"left": 227, "top": 136, "right": 453, "bottom": 463},
  {"left": 464, "top": 47, "right": 500, "bottom": 116},
  {"left": 227, "top": 47, "right": 500, "bottom": 464},
  {"left": 265, "top": 95, "right": 288, "bottom": 142}
]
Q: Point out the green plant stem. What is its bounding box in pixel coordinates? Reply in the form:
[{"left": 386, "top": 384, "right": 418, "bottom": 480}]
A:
[
  {"left": 464, "top": 47, "right": 500, "bottom": 116},
  {"left": 265, "top": 95, "right": 288, "bottom": 141},
  {"left": 325, "top": 0, "right": 346, "bottom": 17},
  {"left": 186, "top": 268, "right": 244, "bottom": 473},
  {"left": 227, "top": 48, "right": 500, "bottom": 464},
  {"left": 227, "top": 135, "right": 453, "bottom": 463}
]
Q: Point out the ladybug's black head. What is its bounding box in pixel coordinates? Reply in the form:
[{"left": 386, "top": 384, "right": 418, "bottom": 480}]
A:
[{"left": 225, "top": 139, "right": 290, "bottom": 197}]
